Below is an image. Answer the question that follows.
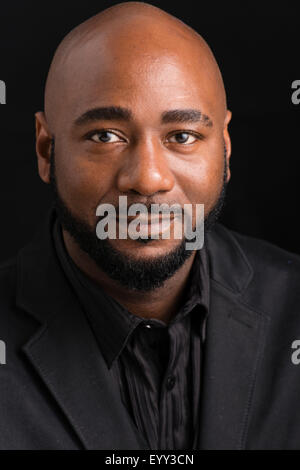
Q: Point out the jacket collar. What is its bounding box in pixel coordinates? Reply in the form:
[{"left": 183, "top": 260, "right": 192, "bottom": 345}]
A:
[{"left": 16, "top": 208, "right": 269, "bottom": 449}]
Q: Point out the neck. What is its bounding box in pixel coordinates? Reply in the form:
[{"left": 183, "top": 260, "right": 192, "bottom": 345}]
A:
[{"left": 62, "top": 229, "right": 196, "bottom": 324}]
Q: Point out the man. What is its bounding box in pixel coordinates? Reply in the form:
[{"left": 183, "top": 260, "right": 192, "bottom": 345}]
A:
[{"left": 0, "top": 1, "right": 300, "bottom": 450}]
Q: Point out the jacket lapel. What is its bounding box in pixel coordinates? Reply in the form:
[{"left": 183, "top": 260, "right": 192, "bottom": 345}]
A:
[
  {"left": 16, "top": 209, "right": 149, "bottom": 450},
  {"left": 197, "top": 226, "right": 270, "bottom": 449}
]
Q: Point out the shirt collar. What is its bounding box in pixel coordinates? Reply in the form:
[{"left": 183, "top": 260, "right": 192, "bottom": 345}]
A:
[{"left": 52, "top": 215, "right": 210, "bottom": 369}]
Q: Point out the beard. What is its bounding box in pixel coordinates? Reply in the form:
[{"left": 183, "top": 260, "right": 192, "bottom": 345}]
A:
[{"left": 49, "top": 139, "right": 228, "bottom": 292}]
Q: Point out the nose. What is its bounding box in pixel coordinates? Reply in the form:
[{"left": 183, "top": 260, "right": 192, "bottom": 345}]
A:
[{"left": 117, "top": 138, "right": 175, "bottom": 196}]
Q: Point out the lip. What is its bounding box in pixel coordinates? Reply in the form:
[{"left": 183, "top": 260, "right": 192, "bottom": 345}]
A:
[
  {"left": 116, "top": 214, "right": 175, "bottom": 223},
  {"left": 116, "top": 214, "right": 180, "bottom": 237}
]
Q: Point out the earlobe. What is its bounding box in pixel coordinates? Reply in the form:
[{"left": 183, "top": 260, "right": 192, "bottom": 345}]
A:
[
  {"left": 35, "top": 111, "right": 53, "bottom": 184},
  {"left": 225, "top": 162, "right": 231, "bottom": 184}
]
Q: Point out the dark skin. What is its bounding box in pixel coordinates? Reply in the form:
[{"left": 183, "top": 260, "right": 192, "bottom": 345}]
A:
[{"left": 35, "top": 2, "right": 232, "bottom": 324}]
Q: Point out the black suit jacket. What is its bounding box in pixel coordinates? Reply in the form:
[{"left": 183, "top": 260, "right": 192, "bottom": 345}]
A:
[{"left": 1, "top": 208, "right": 300, "bottom": 450}]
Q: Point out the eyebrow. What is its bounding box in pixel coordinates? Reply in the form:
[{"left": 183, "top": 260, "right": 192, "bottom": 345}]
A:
[
  {"left": 161, "top": 109, "right": 213, "bottom": 127},
  {"left": 73, "top": 106, "right": 132, "bottom": 126},
  {"left": 73, "top": 106, "right": 213, "bottom": 127}
]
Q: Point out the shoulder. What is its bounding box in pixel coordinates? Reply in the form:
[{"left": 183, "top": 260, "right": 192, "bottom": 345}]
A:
[
  {"left": 0, "top": 254, "right": 37, "bottom": 337},
  {"left": 207, "top": 223, "right": 300, "bottom": 318},
  {"left": 210, "top": 222, "right": 300, "bottom": 273}
]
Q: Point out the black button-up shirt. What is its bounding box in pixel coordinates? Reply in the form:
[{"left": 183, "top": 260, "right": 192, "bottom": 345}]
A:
[{"left": 52, "top": 217, "right": 210, "bottom": 450}]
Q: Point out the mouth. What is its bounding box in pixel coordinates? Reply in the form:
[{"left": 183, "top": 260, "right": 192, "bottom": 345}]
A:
[{"left": 116, "top": 214, "right": 179, "bottom": 237}]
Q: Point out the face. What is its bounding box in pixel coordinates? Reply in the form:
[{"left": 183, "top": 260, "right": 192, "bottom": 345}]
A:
[{"left": 36, "top": 24, "right": 231, "bottom": 290}]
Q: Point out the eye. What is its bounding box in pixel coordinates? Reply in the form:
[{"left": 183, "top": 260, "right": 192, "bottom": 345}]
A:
[
  {"left": 88, "top": 130, "right": 125, "bottom": 143},
  {"left": 168, "top": 132, "right": 198, "bottom": 145}
]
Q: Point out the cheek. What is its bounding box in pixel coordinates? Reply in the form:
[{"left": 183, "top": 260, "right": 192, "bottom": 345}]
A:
[
  {"left": 55, "top": 153, "right": 115, "bottom": 224},
  {"left": 178, "top": 148, "right": 225, "bottom": 213}
]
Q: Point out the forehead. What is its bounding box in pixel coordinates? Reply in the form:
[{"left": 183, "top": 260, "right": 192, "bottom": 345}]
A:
[{"left": 55, "top": 25, "right": 222, "bottom": 127}]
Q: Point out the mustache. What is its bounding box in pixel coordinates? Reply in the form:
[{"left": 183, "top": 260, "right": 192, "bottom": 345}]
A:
[{"left": 94, "top": 199, "right": 185, "bottom": 219}]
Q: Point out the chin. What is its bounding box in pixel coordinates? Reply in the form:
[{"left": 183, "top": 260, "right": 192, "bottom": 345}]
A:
[{"left": 108, "top": 237, "right": 183, "bottom": 258}]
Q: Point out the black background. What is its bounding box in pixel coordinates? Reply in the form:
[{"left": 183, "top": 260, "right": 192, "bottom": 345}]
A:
[{"left": 0, "top": 0, "right": 299, "bottom": 261}]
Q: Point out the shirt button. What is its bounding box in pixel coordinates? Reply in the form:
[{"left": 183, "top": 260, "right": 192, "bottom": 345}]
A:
[
  {"left": 144, "top": 323, "right": 152, "bottom": 329},
  {"left": 166, "top": 375, "right": 176, "bottom": 390}
]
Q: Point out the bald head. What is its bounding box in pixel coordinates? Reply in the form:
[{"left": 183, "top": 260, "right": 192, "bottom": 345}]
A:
[{"left": 44, "top": 1, "right": 227, "bottom": 133}]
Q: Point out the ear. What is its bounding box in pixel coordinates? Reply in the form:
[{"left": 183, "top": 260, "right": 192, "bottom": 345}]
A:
[
  {"left": 35, "top": 111, "right": 53, "bottom": 184},
  {"left": 223, "top": 109, "right": 232, "bottom": 184}
]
